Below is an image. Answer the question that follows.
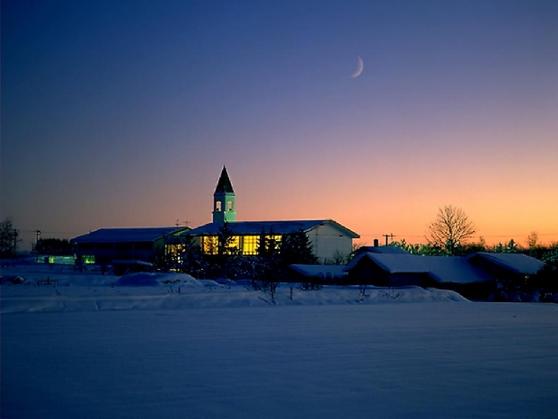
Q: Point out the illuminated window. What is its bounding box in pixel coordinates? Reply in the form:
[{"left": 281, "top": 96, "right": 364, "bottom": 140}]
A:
[
  {"left": 257, "top": 235, "right": 282, "bottom": 253},
  {"left": 202, "top": 236, "right": 219, "bottom": 255},
  {"left": 267, "top": 235, "right": 282, "bottom": 249},
  {"left": 226, "top": 236, "right": 240, "bottom": 254},
  {"left": 215, "top": 201, "right": 222, "bottom": 211},
  {"left": 242, "top": 235, "right": 258, "bottom": 255},
  {"left": 227, "top": 200, "right": 233, "bottom": 211},
  {"left": 165, "top": 243, "right": 186, "bottom": 265},
  {"left": 82, "top": 255, "right": 95, "bottom": 264}
]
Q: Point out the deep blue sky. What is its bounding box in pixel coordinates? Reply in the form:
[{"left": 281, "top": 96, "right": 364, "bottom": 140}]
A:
[{"left": 2, "top": 0, "right": 557, "bottom": 247}]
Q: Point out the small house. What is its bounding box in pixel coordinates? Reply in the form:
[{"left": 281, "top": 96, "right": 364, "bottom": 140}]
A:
[{"left": 344, "top": 251, "right": 544, "bottom": 300}]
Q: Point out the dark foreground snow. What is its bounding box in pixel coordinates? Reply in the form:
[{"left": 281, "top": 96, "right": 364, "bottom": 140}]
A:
[{"left": 2, "top": 302, "right": 558, "bottom": 419}]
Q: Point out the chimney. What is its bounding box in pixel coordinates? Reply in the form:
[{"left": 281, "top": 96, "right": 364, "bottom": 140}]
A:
[{"left": 373, "top": 239, "right": 379, "bottom": 247}]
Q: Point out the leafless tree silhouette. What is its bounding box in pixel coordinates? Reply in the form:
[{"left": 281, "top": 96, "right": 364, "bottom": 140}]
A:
[{"left": 427, "top": 205, "right": 476, "bottom": 254}]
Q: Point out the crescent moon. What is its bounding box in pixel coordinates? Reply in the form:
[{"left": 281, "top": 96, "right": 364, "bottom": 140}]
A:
[{"left": 351, "top": 56, "right": 364, "bottom": 79}]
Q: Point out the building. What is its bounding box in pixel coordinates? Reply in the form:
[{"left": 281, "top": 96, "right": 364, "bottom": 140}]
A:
[
  {"left": 186, "top": 167, "right": 360, "bottom": 262},
  {"left": 344, "top": 250, "right": 544, "bottom": 299},
  {"left": 468, "top": 252, "right": 546, "bottom": 283},
  {"left": 72, "top": 227, "right": 189, "bottom": 266}
]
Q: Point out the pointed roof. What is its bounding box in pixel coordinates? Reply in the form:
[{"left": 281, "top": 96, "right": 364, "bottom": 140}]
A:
[{"left": 214, "top": 166, "right": 234, "bottom": 194}]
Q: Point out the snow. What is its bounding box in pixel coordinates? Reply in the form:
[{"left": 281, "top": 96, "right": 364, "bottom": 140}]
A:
[
  {"left": 2, "top": 265, "right": 558, "bottom": 418},
  {"left": 347, "top": 253, "right": 494, "bottom": 284},
  {"left": 116, "top": 272, "right": 170, "bottom": 286},
  {"left": 357, "top": 245, "right": 409, "bottom": 254},
  {"left": 0, "top": 270, "right": 465, "bottom": 314},
  {"left": 346, "top": 252, "right": 545, "bottom": 285},
  {"left": 472, "top": 252, "right": 545, "bottom": 275},
  {"left": 289, "top": 264, "right": 347, "bottom": 279}
]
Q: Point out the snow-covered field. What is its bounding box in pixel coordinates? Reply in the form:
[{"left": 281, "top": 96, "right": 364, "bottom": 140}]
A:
[{"left": 2, "top": 266, "right": 558, "bottom": 418}]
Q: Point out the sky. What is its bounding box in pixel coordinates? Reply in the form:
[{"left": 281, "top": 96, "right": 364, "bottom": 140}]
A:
[{"left": 2, "top": 0, "right": 557, "bottom": 248}]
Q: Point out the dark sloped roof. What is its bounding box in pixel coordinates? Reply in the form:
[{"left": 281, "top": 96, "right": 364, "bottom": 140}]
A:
[
  {"left": 72, "top": 227, "right": 187, "bottom": 244},
  {"left": 187, "top": 219, "right": 359, "bottom": 238},
  {"left": 214, "top": 166, "right": 234, "bottom": 194},
  {"left": 471, "top": 252, "right": 544, "bottom": 275}
]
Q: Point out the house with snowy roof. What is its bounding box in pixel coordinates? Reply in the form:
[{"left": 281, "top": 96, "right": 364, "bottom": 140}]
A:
[
  {"left": 344, "top": 250, "right": 544, "bottom": 299},
  {"left": 185, "top": 167, "right": 360, "bottom": 262},
  {"left": 468, "top": 252, "right": 545, "bottom": 281}
]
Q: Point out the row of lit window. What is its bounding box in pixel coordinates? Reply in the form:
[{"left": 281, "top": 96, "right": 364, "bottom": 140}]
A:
[{"left": 201, "top": 235, "right": 281, "bottom": 255}]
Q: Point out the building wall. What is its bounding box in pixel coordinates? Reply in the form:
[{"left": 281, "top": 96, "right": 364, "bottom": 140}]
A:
[
  {"left": 347, "top": 257, "right": 390, "bottom": 285},
  {"left": 76, "top": 241, "right": 157, "bottom": 265},
  {"left": 306, "top": 224, "right": 354, "bottom": 263}
]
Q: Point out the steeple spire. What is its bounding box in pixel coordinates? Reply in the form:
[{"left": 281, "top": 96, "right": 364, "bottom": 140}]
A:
[{"left": 214, "top": 166, "right": 234, "bottom": 194}]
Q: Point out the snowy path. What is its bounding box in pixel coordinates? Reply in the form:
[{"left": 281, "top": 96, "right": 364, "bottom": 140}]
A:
[{"left": 2, "top": 303, "right": 558, "bottom": 418}]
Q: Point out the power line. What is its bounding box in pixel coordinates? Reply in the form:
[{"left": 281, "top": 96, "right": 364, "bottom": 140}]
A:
[
  {"left": 18, "top": 230, "right": 83, "bottom": 235},
  {"left": 382, "top": 233, "right": 395, "bottom": 246},
  {"left": 358, "top": 232, "right": 558, "bottom": 238}
]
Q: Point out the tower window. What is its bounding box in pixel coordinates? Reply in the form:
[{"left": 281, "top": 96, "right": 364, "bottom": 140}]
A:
[
  {"left": 215, "top": 201, "right": 222, "bottom": 211},
  {"left": 227, "top": 200, "right": 233, "bottom": 211}
]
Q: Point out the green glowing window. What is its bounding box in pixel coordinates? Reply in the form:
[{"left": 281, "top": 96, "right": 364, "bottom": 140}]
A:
[{"left": 82, "top": 255, "right": 96, "bottom": 264}]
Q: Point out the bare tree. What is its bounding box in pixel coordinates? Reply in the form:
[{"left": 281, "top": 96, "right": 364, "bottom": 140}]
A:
[
  {"left": 0, "top": 219, "right": 19, "bottom": 258},
  {"left": 426, "top": 205, "right": 476, "bottom": 254},
  {"left": 527, "top": 231, "right": 539, "bottom": 249}
]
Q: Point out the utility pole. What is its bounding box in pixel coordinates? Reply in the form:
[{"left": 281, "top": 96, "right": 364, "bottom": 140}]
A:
[
  {"left": 382, "top": 233, "right": 395, "bottom": 246},
  {"left": 33, "top": 229, "right": 41, "bottom": 251}
]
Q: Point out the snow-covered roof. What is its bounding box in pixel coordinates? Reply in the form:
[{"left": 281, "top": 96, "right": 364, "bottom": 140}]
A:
[
  {"left": 289, "top": 264, "right": 348, "bottom": 279},
  {"left": 187, "top": 220, "right": 359, "bottom": 238},
  {"left": 72, "top": 227, "right": 187, "bottom": 244},
  {"left": 357, "top": 245, "right": 409, "bottom": 254},
  {"left": 471, "top": 252, "right": 544, "bottom": 275},
  {"left": 346, "top": 252, "right": 494, "bottom": 284}
]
